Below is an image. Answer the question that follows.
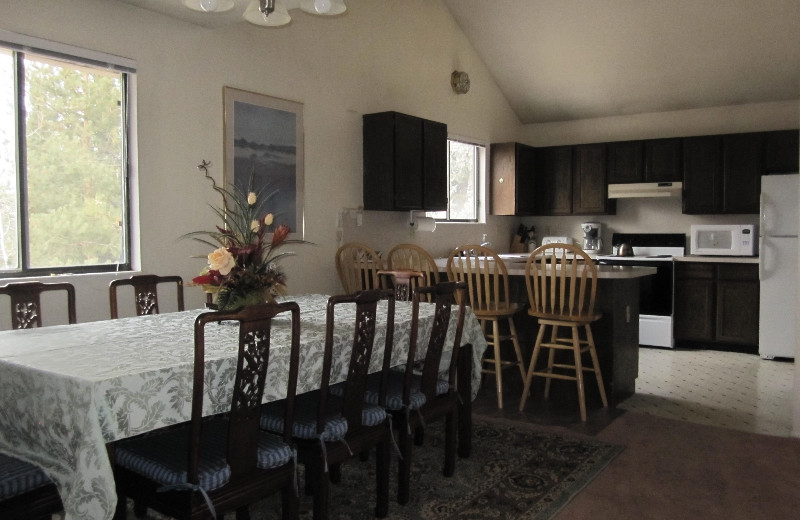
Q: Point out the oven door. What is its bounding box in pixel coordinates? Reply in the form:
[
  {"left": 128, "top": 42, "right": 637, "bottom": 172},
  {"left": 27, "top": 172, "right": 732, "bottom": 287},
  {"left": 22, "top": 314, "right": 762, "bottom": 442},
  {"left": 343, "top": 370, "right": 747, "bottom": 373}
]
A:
[{"left": 597, "top": 257, "right": 675, "bottom": 348}]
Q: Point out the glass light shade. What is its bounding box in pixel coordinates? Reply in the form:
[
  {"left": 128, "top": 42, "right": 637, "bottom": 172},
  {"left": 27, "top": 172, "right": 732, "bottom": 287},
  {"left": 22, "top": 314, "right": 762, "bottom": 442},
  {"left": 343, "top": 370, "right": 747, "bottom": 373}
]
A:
[
  {"left": 182, "top": 0, "right": 235, "bottom": 13},
  {"left": 299, "top": 0, "right": 346, "bottom": 16},
  {"left": 244, "top": 0, "right": 292, "bottom": 26}
]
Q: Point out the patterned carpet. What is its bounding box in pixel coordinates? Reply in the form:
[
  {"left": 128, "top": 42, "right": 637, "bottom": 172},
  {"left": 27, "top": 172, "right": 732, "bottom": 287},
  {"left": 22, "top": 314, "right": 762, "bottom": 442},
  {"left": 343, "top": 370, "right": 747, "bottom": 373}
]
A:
[{"left": 130, "top": 418, "right": 623, "bottom": 520}]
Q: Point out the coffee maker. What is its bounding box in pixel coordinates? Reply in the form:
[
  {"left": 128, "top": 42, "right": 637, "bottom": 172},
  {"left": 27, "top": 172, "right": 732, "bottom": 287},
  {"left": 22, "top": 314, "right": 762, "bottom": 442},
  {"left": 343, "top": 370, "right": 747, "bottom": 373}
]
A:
[{"left": 581, "top": 222, "right": 602, "bottom": 253}]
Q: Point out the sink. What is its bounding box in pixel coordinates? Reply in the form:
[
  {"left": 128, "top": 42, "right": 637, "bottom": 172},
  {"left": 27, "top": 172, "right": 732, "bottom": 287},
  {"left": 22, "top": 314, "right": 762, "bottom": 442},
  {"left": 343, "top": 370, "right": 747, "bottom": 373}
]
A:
[{"left": 498, "top": 253, "right": 530, "bottom": 263}]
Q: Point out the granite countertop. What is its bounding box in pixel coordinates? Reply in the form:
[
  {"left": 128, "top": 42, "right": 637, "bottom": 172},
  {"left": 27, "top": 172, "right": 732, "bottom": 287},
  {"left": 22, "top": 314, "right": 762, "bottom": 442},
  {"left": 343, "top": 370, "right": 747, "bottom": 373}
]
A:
[
  {"left": 434, "top": 257, "right": 656, "bottom": 279},
  {"left": 674, "top": 255, "right": 760, "bottom": 264}
]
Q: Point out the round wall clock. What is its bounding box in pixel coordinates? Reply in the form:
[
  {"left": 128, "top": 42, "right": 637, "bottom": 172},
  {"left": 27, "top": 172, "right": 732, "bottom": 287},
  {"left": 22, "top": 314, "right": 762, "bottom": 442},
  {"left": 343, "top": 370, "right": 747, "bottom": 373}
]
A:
[{"left": 451, "top": 70, "right": 470, "bottom": 94}]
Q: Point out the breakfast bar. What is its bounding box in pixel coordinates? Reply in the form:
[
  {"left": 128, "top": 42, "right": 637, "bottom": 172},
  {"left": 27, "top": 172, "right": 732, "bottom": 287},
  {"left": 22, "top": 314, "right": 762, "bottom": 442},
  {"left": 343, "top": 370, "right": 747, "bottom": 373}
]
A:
[{"left": 436, "top": 256, "right": 656, "bottom": 403}]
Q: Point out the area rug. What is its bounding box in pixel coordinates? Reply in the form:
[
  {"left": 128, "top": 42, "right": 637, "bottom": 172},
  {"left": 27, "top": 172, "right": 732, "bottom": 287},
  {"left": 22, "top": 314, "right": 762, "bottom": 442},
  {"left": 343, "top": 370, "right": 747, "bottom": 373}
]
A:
[{"left": 129, "top": 418, "right": 623, "bottom": 520}]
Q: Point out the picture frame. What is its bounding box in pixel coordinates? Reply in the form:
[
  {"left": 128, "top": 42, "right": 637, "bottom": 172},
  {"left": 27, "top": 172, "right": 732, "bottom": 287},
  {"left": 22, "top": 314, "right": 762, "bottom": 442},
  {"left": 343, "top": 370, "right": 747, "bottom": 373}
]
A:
[{"left": 223, "top": 86, "right": 305, "bottom": 239}]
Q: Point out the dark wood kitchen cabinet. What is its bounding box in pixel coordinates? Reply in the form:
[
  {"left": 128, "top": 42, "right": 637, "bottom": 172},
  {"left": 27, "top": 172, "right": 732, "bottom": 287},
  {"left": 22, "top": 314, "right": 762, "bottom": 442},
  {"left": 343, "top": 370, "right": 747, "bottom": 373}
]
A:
[
  {"left": 607, "top": 140, "right": 644, "bottom": 184},
  {"left": 362, "top": 111, "right": 447, "bottom": 211},
  {"left": 674, "top": 261, "right": 759, "bottom": 351},
  {"left": 763, "top": 129, "right": 800, "bottom": 174},
  {"left": 490, "top": 142, "right": 536, "bottom": 215},
  {"left": 682, "top": 135, "right": 723, "bottom": 214},
  {"left": 534, "top": 145, "right": 573, "bottom": 215},
  {"left": 573, "top": 143, "right": 611, "bottom": 214},
  {"left": 644, "top": 138, "right": 682, "bottom": 182},
  {"left": 673, "top": 262, "right": 715, "bottom": 342},
  {"left": 534, "top": 144, "right": 613, "bottom": 216},
  {"left": 721, "top": 132, "right": 762, "bottom": 214},
  {"left": 607, "top": 138, "right": 681, "bottom": 184},
  {"left": 682, "top": 133, "right": 761, "bottom": 214}
]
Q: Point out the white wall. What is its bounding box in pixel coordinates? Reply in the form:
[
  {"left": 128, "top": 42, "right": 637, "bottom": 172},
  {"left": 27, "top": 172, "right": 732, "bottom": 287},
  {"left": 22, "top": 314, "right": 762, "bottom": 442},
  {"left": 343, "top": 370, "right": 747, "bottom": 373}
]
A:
[{"left": 0, "top": 0, "right": 522, "bottom": 321}]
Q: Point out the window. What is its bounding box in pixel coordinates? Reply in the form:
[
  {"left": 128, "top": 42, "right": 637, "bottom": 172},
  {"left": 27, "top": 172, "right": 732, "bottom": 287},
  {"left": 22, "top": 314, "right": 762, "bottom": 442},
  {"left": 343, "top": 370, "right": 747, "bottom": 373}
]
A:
[
  {"left": 0, "top": 35, "right": 134, "bottom": 276},
  {"left": 428, "top": 139, "right": 484, "bottom": 222}
]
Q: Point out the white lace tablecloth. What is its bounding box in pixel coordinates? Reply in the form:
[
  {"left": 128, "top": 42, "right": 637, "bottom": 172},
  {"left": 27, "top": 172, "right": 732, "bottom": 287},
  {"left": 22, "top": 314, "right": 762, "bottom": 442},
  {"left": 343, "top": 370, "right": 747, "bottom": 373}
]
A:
[{"left": 0, "top": 294, "right": 487, "bottom": 520}]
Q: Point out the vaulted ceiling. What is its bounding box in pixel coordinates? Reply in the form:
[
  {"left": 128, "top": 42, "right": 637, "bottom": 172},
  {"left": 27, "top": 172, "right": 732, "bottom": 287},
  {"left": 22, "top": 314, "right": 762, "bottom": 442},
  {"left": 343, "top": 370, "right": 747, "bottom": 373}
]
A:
[
  {"left": 116, "top": 0, "right": 800, "bottom": 125},
  {"left": 442, "top": 0, "right": 800, "bottom": 123}
]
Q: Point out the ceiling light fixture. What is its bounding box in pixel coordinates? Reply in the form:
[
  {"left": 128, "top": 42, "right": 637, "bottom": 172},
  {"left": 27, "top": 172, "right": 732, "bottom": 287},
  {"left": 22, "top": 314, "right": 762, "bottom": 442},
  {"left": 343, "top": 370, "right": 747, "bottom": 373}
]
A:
[
  {"left": 244, "top": 0, "right": 291, "bottom": 26},
  {"left": 182, "top": 0, "right": 234, "bottom": 13}
]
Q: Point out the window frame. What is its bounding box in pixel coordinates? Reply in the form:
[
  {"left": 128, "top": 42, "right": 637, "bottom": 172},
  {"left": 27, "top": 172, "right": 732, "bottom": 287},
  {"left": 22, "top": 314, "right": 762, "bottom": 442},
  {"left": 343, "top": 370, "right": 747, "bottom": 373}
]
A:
[
  {"left": 428, "top": 137, "right": 485, "bottom": 223},
  {"left": 0, "top": 31, "right": 136, "bottom": 277}
]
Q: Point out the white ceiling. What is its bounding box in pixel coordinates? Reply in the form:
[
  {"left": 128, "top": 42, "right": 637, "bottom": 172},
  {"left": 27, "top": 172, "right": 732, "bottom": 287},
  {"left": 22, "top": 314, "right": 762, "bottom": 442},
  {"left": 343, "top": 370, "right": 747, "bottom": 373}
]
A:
[
  {"left": 441, "top": 0, "right": 800, "bottom": 123},
  {"left": 116, "top": 0, "right": 800, "bottom": 125}
]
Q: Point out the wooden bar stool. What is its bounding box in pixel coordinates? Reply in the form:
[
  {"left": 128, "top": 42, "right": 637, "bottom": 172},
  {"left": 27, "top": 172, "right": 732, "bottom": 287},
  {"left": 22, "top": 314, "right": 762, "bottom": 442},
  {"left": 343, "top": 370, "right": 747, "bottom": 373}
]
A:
[
  {"left": 446, "top": 244, "right": 525, "bottom": 409},
  {"left": 519, "top": 243, "right": 608, "bottom": 421}
]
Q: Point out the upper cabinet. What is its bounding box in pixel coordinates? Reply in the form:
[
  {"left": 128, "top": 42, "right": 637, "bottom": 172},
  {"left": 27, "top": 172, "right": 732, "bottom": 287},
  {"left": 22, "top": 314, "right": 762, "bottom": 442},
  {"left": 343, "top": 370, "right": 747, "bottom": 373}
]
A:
[
  {"left": 763, "top": 129, "right": 800, "bottom": 174},
  {"left": 644, "top": 138, "right": 682, "bottom": 183},
  {"left": 534, "top": 145, "right": 574, "bottom": 215},
  {"left": 491, "top": 142, "right": 614, "bottom": 216},
  {"left": 490, "top": 142, "right": 536, "bottom": 215},
  {"left": 490, "top": 129, "right": 797, "bottom": 217},
  {"left": 607, "top": 138, "right": 681, "bottom": 184},
  {"left": 572, "top": 143, "right": 611, "bottom": 214},
  {"left": 682, "top": 132, "right": 767, "bottom": 215},
  {"left": 682, "top": 135, "right": 723, "bottom": 214},
  {"left": 363, "top": 111, "right": 447, "bottom": 211}
]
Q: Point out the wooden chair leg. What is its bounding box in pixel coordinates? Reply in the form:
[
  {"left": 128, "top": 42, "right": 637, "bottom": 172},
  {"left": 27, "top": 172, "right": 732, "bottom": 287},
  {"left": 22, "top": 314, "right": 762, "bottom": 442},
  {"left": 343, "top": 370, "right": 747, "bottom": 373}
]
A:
[
  {"left": 283, "top": 481, "right": 299, "bottom": 520},
  {"left": 572, "top": 325, "right": 587, "bottom": 422},
  {"left": 397, "top": 417, "right": 412, "bottom": 505},
  {"left": 586, "top": 324, "right": 609, "bottom": 408},
  {"left": 507, "top": 316, "right": 526, "bottom": 381},
  {"left": 443, "top": 410, "right": 456, "bottom": 477},
  {"left": 374, "top": 440, "right": 390, "bottom": 518},
  {"left": 313, "top": 458, "right": 330, "bottom": 520},
  {"left": 520, "top": 324, "right": 546, "bottom": 411},
  {"left": 543, "top": 326, "right": 557, "bottom": 400},
  {"left": 492, "top": 319, "right": 504, "bottom": 409}
]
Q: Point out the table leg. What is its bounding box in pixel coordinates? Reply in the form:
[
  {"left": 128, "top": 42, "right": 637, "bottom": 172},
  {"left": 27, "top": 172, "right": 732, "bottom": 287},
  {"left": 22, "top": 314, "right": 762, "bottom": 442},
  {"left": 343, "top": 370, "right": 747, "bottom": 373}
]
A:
[{"left": 457, "top": 343, "right": 473, "bottom": 458}]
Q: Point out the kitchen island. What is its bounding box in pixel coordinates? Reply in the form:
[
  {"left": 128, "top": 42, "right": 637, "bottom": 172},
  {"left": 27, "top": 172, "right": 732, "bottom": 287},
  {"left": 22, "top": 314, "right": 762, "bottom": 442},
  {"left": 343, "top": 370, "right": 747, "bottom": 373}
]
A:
[{"left": 435, "top": 257, "right": 656, "bottom": 405}]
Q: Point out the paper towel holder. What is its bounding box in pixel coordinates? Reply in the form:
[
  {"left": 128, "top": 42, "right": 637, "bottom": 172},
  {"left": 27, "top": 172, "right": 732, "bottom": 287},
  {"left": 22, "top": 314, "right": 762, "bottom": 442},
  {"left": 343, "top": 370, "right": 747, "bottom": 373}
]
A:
[{"left": 408, "top": 211, "right": 436, "bottom": 232}]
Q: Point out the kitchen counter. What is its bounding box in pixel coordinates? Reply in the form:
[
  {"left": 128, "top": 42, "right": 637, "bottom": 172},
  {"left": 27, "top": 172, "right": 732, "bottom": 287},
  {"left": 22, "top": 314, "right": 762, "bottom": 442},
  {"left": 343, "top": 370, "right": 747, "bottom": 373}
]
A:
[
  {"left": 675, "top": 255, "right": 759, "bottom": 264},
  {"left": 434, "top": 257, "right": 657, "bottom": 278},
  {"left": 434, "top": 256, "right": 656, "bottom": 405}
]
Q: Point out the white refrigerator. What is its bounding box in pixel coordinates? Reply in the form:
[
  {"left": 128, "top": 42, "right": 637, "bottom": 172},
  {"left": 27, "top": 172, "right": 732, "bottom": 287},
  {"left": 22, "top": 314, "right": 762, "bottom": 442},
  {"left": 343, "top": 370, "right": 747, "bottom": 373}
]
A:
[{"left": 759, "top": 173, "right": 799, "bottom": 359}]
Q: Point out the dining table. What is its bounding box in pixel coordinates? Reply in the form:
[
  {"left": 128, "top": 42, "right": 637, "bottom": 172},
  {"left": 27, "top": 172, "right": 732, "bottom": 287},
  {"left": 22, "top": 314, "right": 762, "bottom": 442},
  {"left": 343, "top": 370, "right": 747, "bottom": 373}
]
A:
[{"left": 0, "top": 293, "right": 488, "bottom": 520}]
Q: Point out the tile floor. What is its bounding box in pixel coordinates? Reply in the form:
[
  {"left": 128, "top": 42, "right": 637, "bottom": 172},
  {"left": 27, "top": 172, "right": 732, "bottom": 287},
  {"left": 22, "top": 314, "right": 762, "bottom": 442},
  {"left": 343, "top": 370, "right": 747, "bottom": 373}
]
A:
[{"left": 618, "top": 346, "right": 794, "bottom": 436}]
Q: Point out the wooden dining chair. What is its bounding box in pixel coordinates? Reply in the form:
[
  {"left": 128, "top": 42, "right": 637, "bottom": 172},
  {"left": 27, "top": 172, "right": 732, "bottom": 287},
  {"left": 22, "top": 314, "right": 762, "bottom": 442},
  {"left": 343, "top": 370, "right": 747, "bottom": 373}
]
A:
[
  {"left": 0, "top": 281, "right": 76, "bottom": 329},
  {"left": 335, "top": 242, "right": 384, "bottom": 294},
  {"left": 109, "top": 274, "right": 184, "bottom": 318},
  {"left": 376, "top": 269, "right": 424, "bottom": 301},
  {"left": 0, "top": 454, "right": 63, "bottom": 520},
  {"left": 519, "top": 243, "right": 608, "bottom": 421},
  {"left": 112, "top": 302, "right": 302, "bottom": 520},
  {"left": 386, "top": 243, "right": 439, "bottom": 287},
  {"left": 446, "top": 244, "right": 525, "bottom": 409},
  {"left": 260, "top": 289, "right": 395, "bottom": 520},
  {"left": 364, "top": 281, "right": 467, "bottom": 504}
]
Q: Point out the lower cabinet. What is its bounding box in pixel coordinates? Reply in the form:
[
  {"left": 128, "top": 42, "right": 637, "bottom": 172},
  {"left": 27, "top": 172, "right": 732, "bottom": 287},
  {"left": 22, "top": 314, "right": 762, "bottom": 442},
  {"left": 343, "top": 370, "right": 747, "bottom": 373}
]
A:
[{"left": 674, "top": 262, "right": 759, "bottom": 351}]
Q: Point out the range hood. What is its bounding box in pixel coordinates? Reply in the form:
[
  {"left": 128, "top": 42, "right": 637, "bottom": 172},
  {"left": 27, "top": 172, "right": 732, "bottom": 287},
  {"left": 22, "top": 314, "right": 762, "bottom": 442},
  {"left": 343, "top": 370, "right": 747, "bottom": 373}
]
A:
[{"left": 608, "top": 182, "right": 682, "bottom": 199}]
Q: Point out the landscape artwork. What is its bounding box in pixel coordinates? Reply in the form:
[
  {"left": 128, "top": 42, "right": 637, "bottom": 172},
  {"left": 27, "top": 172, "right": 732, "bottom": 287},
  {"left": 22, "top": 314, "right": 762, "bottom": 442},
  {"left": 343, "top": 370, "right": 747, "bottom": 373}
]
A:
[{"left": 223, "top": 87, "right": 304, "bottom": 238}]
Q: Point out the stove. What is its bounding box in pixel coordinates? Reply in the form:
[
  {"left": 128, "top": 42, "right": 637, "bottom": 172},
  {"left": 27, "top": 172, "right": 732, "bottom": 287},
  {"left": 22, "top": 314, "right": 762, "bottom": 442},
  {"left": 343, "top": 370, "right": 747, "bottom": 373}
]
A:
[{"left": 596, "top": 233, "right": 686, "bottom": 348}]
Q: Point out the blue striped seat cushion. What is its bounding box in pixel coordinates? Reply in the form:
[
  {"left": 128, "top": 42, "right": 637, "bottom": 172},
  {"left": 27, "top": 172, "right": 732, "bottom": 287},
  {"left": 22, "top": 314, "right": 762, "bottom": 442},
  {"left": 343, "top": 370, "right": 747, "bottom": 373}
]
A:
[
  {"left": 0, "top": 453, "right": 51, "bottom": 500},
  {"left": 261, "top": 392, "right": 348, "bottom": 442},
  {"left": 115, "top": 419, "right": 293, "bottom": 492},
  {"left": 326, "top": 393, "right": 388, "bottom": 427},
  {"left": 331, "top": 372, "right": 427, "bottom": 411}
]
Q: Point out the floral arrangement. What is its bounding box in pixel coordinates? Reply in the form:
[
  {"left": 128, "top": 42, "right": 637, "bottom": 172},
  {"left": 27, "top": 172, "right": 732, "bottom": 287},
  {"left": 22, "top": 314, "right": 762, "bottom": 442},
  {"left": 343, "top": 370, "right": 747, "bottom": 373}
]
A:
[{"left": 185, "top": 160, "right": 305, "bottom": 310}]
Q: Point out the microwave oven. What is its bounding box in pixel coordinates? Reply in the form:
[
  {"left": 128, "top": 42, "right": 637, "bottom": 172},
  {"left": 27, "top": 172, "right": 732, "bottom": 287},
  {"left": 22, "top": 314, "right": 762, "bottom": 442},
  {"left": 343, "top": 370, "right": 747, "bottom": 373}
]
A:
[{"left": 689, "top": 224, "right": 757, "bottom": 256}]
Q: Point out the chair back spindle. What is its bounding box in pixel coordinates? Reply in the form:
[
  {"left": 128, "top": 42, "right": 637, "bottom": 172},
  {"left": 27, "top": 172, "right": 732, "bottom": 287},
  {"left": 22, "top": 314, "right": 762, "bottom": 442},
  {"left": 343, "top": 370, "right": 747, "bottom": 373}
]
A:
[{"left": 335, "top": 243, "right": 384, "bottom": 294}]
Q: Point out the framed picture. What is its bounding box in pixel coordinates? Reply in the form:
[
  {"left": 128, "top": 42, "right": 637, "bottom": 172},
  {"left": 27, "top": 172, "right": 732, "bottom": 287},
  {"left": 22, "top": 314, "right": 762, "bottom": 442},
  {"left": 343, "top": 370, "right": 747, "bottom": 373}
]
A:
[{"left": 223, "top": 86, "right": 304, "bottom": 239}]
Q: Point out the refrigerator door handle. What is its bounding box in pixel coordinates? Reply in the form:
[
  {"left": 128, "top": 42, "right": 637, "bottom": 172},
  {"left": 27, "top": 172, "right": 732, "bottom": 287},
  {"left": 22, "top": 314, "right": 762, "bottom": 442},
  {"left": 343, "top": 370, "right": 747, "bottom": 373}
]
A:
[{"left": 759, "top": 235, "right": 764, "bottom": 280}]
